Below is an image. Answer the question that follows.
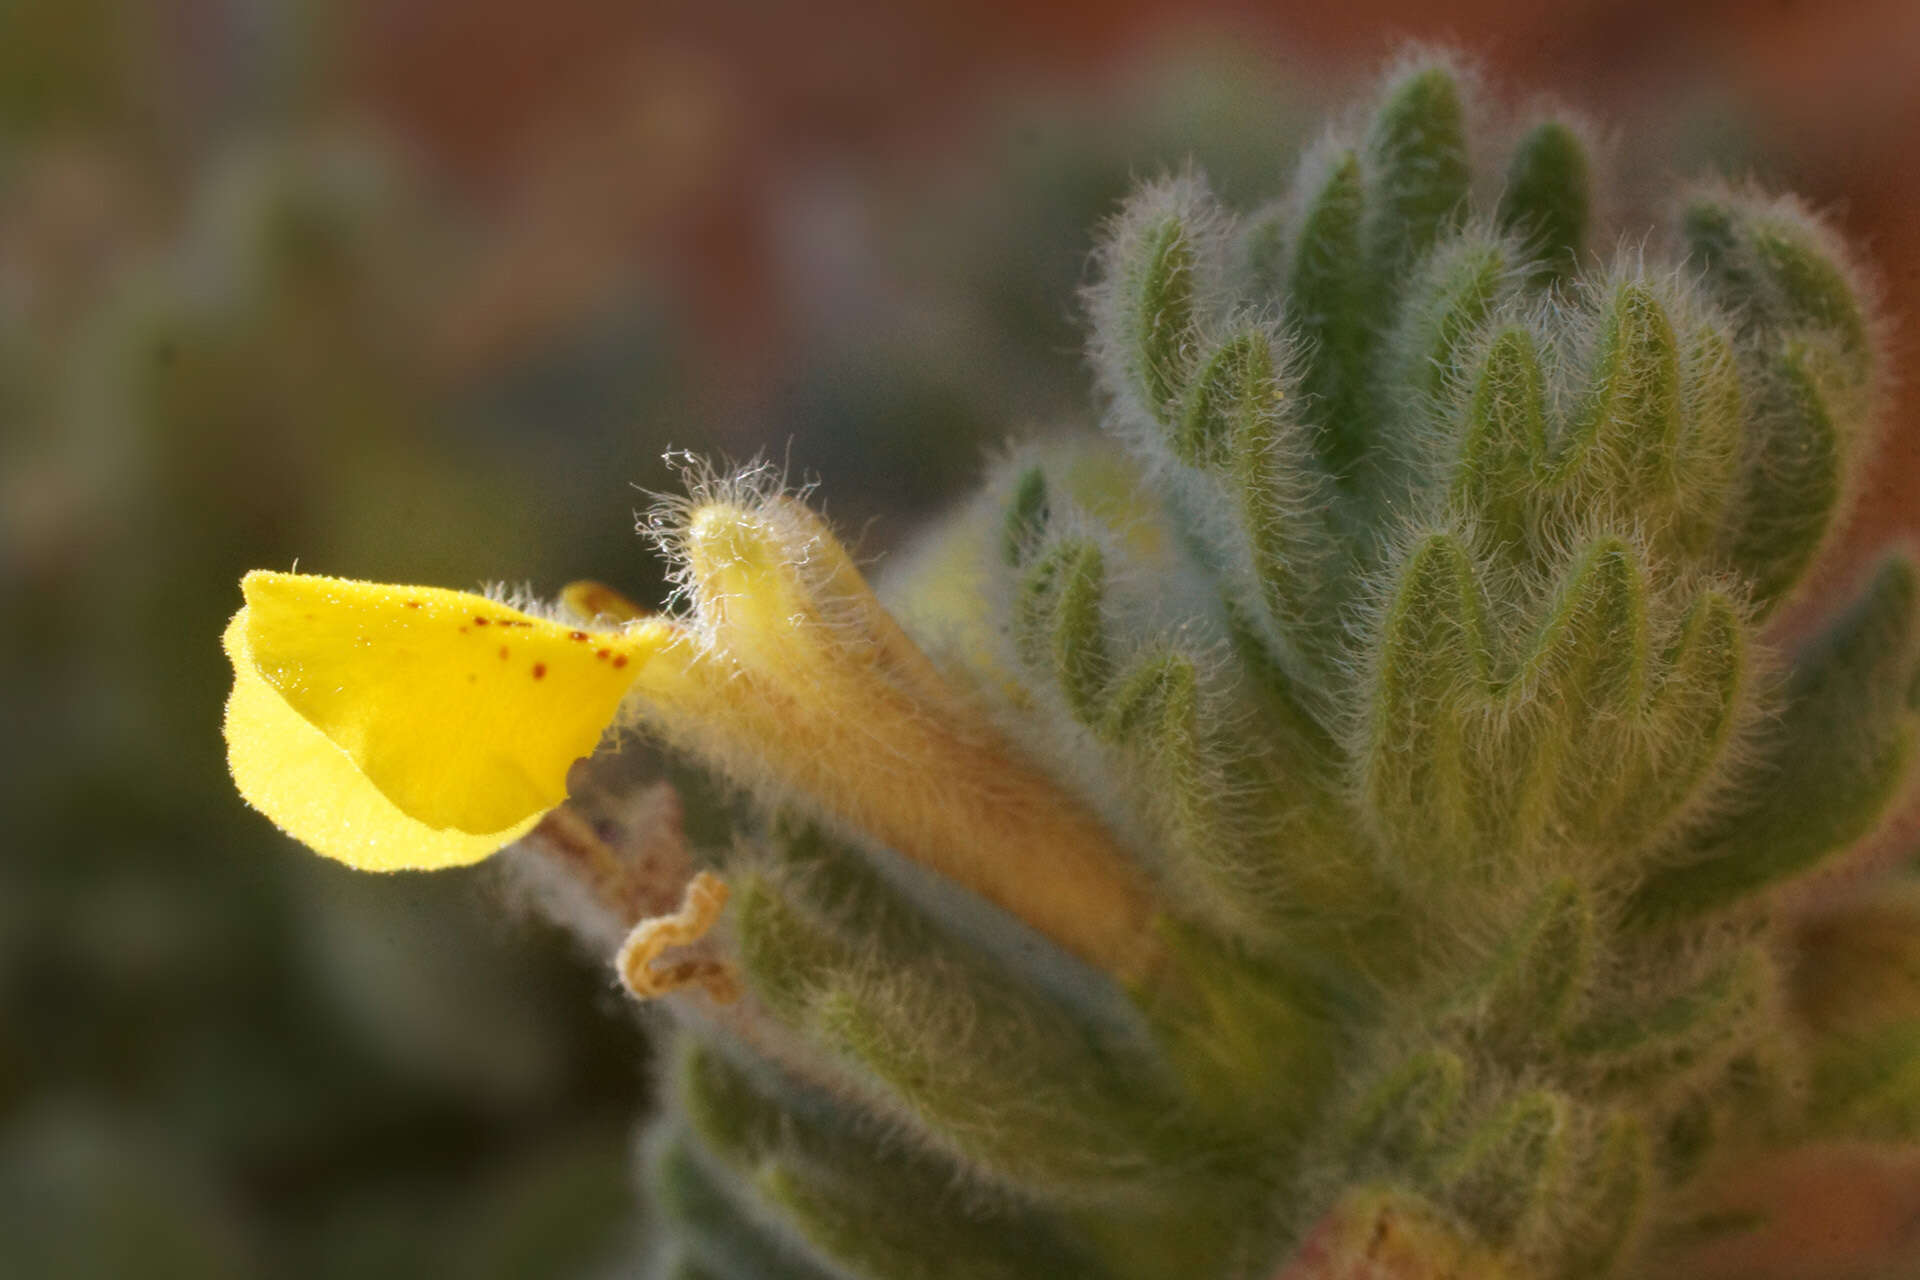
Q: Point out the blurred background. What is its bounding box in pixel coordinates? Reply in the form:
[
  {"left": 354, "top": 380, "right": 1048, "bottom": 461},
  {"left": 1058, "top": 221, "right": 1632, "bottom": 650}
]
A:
[{"left": 2, "top": 2, "right": 1916, "bottom": 1275}]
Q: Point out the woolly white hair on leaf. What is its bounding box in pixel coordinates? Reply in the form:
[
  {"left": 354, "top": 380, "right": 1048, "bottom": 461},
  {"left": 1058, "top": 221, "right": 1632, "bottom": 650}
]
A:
[
  {"left": 1083, "top": 169, "right": 1236, "bottom": 442},
  {"left": 1481, "top": 99, "right": 1612, "bottom": 269},
  {"left": 996, "top": 484, "right": 1339, "bottom": 944},
  {"left": 1369, "top": 218, "right": 1539, "bottom": 512},
  {"left": 735, "top": 855, "right": 1209, "bottom": 1208},
  {"left": 1668, "top": 178, "right": 1888, "bottom": 389}
]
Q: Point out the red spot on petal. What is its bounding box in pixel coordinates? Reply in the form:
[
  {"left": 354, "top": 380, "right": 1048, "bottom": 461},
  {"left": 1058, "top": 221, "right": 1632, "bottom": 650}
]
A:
[
  {"left": 404, "top": 600, "right": 422, "bottom": 609},
  {"left": 613, "top": 654, "right": 629, "bottom": 668},
  {"left": 595, "top": 649, "right": 610, "bottom": 660},
  {"left": 499, "top": 646, "right": 510, "bottom": 659},
  {"left": 569, "top": 630, "right": 588, "bottom": 642},
  {"left": 532, "top": 663, "right": 547, "bottom": 679},
  {"left": 474, "top": 616, "right": 489, "bottom": 626}
]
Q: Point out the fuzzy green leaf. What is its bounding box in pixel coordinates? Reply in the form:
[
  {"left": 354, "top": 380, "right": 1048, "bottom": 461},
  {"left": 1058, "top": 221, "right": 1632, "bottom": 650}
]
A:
[
  {"left": 1368, "top": 534, "right": 1652, "bottom": 861},
  {"left": 1683, "top": 194, "right": 1876, "bottom": 608},
  {"left": 1667, "top": 323, "right": 1743, "bottom": 557},
  {"left": 1345, "top": 1048, "right": 1467, "bottom": 1175},
  {"left": 678, "top": 1041, "right": 1105, "bottom": 1280},
  {"left": 1557, "top": 948, "right": 1771, "bottom": 1086},
  {"left": 678, "top": 1042, "right": 778, "bottom": 1168},
  {"left": 1364, "top": 65, "right": 1471, "bottom": 282},
  {"left": 1474, "top": 877, "right": 1594, "bottom": 1052},
  {"left": 1558, "top": 1113, "right": 1651, "bottom": 1278},
  {"left": 1751, "top": 222, "right": 1870, "bottom": 358},
  {"left": 1124, "top": 215, "right": 1200, "bottom": 423},
  {"left": 1518, "top": 540, "right": 1664, "bottom": 849},
  {"left": 1557, "top": 283, "right": 1683, "bottom": 523},
  {"left": 1593, "top": 589, "right": 1746, "bottom": 850},
  {"left": 1393, "top": 232, "right": 1512, "bottom": 409},
  {"left": 1013, "top": 537, "right": 1113, "bottom": 722},
  {"left": 757, "top": 1159, "right": 1102, "bottom": 1280},
  {"left": 734, "top": 864, "right": 1199, "bottom": 1201},
  {"left": 1522, "top": 538, "right": 1646, "bottom": 765},
  {"left": 1453, "top": 325, "right": 1548, "bottom": 554},
  {"left": 1629, "top": 556, "right": 1919, "bottom": 923},
  {"left": 653, "top": 1138, "right": 842, "bottom": 1280},
  {"left": 1365, "top": 533, "right": 1483, "bottom": 854},
  {"left": 1439, "top": 1089, "right": 1568, "bottom": 1243},
  {"left": 1176, "top": 330, "right": 1274, "bottom": 470},
  {"left": 1288, "top": 149, "right": 1368, "bottom": 478},
  {"left": 1498, "top": 119, "right": 1590, "bottom": 282},
  {"left": 1224, "top": 342, "right": 1323, "bottom": 644},
  {"left": 813, "top": 988, "right": 1187, "bottom": 1202},
  {"left": 735, "top": 875, "right": 840, "bottom": 1024},
  {"left": 1239, "top": 203, "right": 1289, "bottom": 302},
  {"left": 1724, "top": 340, "right": 1847, "bottom": 610},
  {"left": 1100, "top": 652, "right": 1217, "bottom": 894},
  {"left": 1683, "top": 195, "right": 1870, "bottom": 372},
  {"left": 1100, "top": 647, "right": 1351, "bottom": 942},
  {"left": 1001, "top": 466, "right": 1050, "bottom": 568},
  {"left": 1103, "top": 649, "right": 1198, "bottom": 750},
  {"left": 1156, "top": 323, "right": 1327, "bottom": 665},
  {"left": 1145, "top": 918, "right": 1342, "bottom": 1139}
]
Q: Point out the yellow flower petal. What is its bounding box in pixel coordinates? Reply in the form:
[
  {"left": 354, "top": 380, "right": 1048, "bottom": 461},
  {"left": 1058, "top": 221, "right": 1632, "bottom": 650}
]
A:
[
  {"left": 223, "top": 607, "right": 535, "bottom": 869},
  {"left": 225, "top": 571, "right": 660, "bottom": 870}
]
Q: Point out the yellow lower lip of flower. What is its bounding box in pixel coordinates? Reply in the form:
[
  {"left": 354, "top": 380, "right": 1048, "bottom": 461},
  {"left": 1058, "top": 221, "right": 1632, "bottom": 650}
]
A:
[{"left": 223, "top": 571, "right": 659, "bottom": 871}]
